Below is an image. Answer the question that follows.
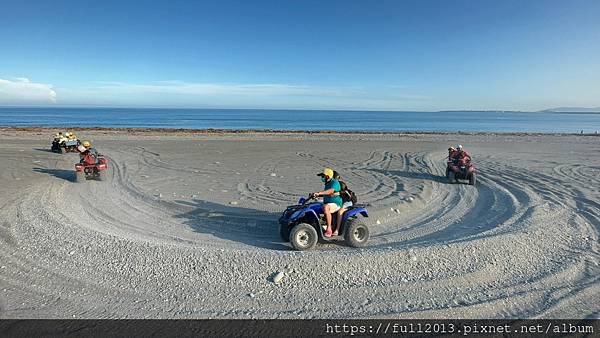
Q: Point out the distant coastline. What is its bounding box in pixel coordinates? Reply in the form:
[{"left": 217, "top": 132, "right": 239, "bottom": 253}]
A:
[{"left": 439, "top": 108, "right": 600, "bottom": 114}]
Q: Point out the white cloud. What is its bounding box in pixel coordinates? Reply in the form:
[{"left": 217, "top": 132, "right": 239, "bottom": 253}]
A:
[{"left": 0, "top": 77, "right": 57, "bottom": 104}]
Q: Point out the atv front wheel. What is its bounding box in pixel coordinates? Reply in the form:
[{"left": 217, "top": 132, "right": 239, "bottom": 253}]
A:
[
  {"left": 344, "top": 221, "right": 369, "bottom": 248},
  {"left": 448, "top": 171, "right": 456, "bottom": 183},
  {"left": 75, "top": 171, "right": 85, "bottom": 183},
  {"left": 469, "top": 172, "right": 476, "bottom": 186},
  {"left": 290, "top": 223, "right": 318, "bottom": 251},
  {"left": 96, "top": 171, "right": 105, "bottom": 181},
  {"left": 279, "top": 222, "right": 291, "bottom": 242}
]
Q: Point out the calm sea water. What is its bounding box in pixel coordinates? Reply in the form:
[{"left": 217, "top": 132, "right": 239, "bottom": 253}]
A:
[{"left": 1, "top": 107, "right": 599, "bottom": 133}]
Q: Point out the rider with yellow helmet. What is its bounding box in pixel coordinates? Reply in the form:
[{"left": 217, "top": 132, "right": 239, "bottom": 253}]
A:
[
  {"left": 78, "top": 140, "right": 99, "bottom": 163},
  {"left": 311, "top": 168, "right": 343, "bottom": 237}
]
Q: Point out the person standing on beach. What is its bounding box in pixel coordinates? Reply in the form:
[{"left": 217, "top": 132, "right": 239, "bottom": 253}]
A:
[{"left": 312, "top": 168, "right": 343, "bottom": 237}]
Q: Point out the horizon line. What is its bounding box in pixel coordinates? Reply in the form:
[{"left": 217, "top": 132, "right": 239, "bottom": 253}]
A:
[{"left": 2, "top": 104, "right": 599, "bottom": 113}]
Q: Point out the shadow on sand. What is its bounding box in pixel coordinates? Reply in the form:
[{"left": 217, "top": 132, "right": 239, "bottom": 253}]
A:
[
  {"left": 174, "top": 199, "right": 291, "bottom": 250},
  {"left": 33, "top": 167, "right": 75, "bottom": 182},
  {"left": 33, "top": 148, "right": 55, "bottom": 153}
]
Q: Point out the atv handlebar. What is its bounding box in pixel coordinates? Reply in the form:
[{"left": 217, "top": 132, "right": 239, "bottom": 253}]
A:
[{"left": 298, "top": 194, "right": 318, "bottom": 205}]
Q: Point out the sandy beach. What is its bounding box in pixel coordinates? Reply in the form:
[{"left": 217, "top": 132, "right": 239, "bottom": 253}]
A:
[{"left": 0, "top": 129, "right": 598, "bottom": 319}]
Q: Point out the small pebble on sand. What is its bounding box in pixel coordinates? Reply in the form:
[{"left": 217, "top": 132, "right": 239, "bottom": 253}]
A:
[{"left": 272, "top": 271, "right": 285, "bottom": 284}]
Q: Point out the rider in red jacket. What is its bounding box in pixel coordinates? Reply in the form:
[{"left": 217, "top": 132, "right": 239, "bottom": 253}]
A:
[
  {"left": 450, "top": 145, "right": 471, "bottom": 165},
  {"left": 78, "top": 140, "right": 99, "bottom": 165}
]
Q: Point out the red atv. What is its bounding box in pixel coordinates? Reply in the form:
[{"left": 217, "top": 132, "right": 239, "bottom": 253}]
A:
[
  {"left": 75, "top": 153, "right": 108, "bottom": 183},
  {"left": 446, "top": 157, "right": 476, "bottom": 185}
]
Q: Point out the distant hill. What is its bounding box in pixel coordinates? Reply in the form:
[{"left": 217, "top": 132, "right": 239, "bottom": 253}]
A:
[{"left": 541, "top": 107, "right": 600, "bottom": 113}]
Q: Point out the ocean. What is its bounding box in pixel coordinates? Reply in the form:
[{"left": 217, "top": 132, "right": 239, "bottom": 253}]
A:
[{"left": 1, "top": 107, "right": 599, "bottom": 133}]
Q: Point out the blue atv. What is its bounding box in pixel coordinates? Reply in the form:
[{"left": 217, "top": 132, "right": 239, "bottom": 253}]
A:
[{"left": 278, "top": 194, "right": 370, "bottom": 250}]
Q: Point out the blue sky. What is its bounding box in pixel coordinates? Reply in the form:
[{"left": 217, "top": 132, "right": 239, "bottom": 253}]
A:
[{"left": 1, "top": 0, "right": 599, "bottom": 110}]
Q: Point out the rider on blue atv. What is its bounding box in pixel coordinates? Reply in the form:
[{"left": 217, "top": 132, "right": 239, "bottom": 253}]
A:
[
  {"left": 278, "top": 170, "right": 370, "bottom": 250},
  {"left": 311, "top": 168, "right": 343, "bottom": 238}
]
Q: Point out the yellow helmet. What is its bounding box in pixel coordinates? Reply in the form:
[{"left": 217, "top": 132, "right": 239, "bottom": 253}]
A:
[
  {"left": 82, "top": 140, "right": 92, "bottom": 148},
  {"left": 317, "top": 167, "right": 334, "bottom": 180}
]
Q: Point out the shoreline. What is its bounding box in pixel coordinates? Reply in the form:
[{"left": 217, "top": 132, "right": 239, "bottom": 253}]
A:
[{"left": 1, "top": 126, "right": 599, "bottom": 137}]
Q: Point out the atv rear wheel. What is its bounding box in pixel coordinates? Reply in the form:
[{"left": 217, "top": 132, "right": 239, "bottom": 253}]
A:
[
  {"left": 96, "top": 171, "right": 105, "bottom": 181},
  {"left": 469, "top": 172, "right": 476, "bottom": 186},
  {"left": 279, "top": 222, "right": 291, "bottom": 242},
  {"left": 75, "top": 171, "right": 85, "bottom": 183},
  {"left": 344, "top": 220, "right": 369, "bottom": 248},
  {"left": 290, "top": 223, "right": 318, "bottom": 251}
]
